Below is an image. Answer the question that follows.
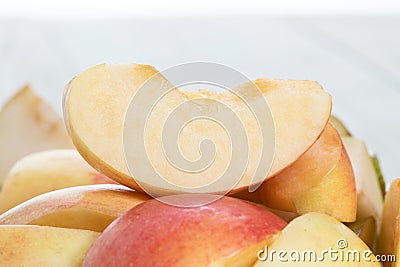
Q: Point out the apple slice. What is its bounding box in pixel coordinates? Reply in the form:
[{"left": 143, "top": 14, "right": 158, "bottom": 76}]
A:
[
  {"left": 0, "top": 149, "right": 115, "bottom": 213},
  {"left": 342, "top": 137, "right": 384, "bottom": 230},
  {"left": 346, "top": 217, "right": 376, "bottom": 250},
  {"left": 235, "top": 123, "right": 357, "bottom": 222},
  {"left": 379, "top": 178, "right": 400, "bottom": 267},
  {"left": 64, "top": 63, "right": 331, "bottom": 194},
  {"left": 0, "top": 184, "right": 150, "bottom": 232},
  {"left": 254, "top": 213, "right": 380, "bottom": 266},
  {"left": 82, "top": 195, "right": 287, "bottom": 267},
  {"left": 0, "top": 225, "right": 99, "bottom": 267},
  {"left": 0, "top": 86, "right": 73, "bottom": 186},
  {"left": 329, "top": 115, "right": 351, "bottom": 136}
]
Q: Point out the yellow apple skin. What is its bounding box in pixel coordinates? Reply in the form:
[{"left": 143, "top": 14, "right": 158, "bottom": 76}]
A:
[
  {"left": 0, "top": 184, "right": 150, "bottom": 232},
  {"left": 0, "top": 149, "right": 116, "bottom": 214},
  {"left": 83, "top": 195, "right": 287, "bottom": 267},
  {"left": 64, "top": 63, "right": 332, "bottom": 194},
  {"left": 0, "top": 225, "right": 99, "bottom": 267},
  {"left": 0, "top": 85, "right": 73, "bottom": 186},
  {"left": 254, "top": 213, "right": 380, "bottom": 267},
  {"left": 235, "top": 123, "right": 357, "bottom": 222},
  {"left": 379, "top": 178, "right": 400, "bottom": 267}
]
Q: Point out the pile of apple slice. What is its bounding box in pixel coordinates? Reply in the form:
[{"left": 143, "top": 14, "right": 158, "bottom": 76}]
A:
[{"left": 0, "top": 63, "right": 395, "bottom": 267}]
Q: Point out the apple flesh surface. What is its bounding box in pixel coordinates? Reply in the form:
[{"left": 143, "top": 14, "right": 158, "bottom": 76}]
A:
[
  {"left": 254, "top": 212, "right": 380, "bottom": 267},
  {"left": 0, "top": 86, "right": 73, "bottom": 186},
  {"left": 0, "top": 225, "right": 99, "bottom": 267},
  {"left": 64, "top": 63, "right": 332, "bottom": 194}
]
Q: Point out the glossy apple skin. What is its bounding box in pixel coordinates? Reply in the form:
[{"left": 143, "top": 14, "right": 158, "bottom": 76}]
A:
[
  {"left": 83, "top": 195, "right": 287, "bottom": 267},
  {"left": 235, "top": 123, "right": 357, "bottom": 222},
  {"left": 0, "top": 184, "right": 150, "bottom": 232}
]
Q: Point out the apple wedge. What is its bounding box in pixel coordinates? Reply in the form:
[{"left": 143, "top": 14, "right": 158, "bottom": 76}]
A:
[
  {"left": 235, "top": 123, "right": 357, "bottom": 222},
  {"left": 0, "top": 149, "right": 115, "bottom": 213},
  {"left": 0, "top": 86, "right": 73, "bottom": 186},
  {"left": 64, "top": 63, "right": 331, "bottom": 194},
  {"left": 342, "top": 137, "right": 384, "bottom": 230},
  {"left": 82, "top": 195, "right": 287, "bottom": 267},
  {"left": 0, "top": 184, "right": 150, "bottom": 232},
  {"left": 0, "top": 225, "right": 99, "bottom": 267},
  {"left": 346, "top": 217, "right": 376, "bottom": 250},
  {"left": 379, "top": 178, "right": 400, "bottom": 267},
  {"left": 254, "top": 213, "right": 380, "bottom": 266}
]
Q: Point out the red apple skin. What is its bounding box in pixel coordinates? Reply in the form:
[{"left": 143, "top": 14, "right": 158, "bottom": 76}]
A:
[{"left": 83, "top": 195, "right": 287, "bottom": 267}]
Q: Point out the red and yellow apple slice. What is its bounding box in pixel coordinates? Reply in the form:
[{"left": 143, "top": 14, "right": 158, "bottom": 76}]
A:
[
  {"left": 0, "top": 225, "right": 99, "bottom": 267},
  {"left": 0, "top": 86, "right": 73, "bottom": 186},
  {"left": 236, "top": 123, "right": 357, "bottom": 222},
  {"left": 342, "top": 137, "right": 384, "bottom": 230},
  {"left": 0, "top": 149, "right": 115, "bottom": 213},
  {"left": 0, "top": 184, "right": 150, "bottom": 232},
  {"left": 83, "top": 195, "right": 287, "bottom": 267},
  {"left": 64, "top": 63, "right": 332, "bottom": 194},
  {"left": 254, "top": 212, "right": 380, "bottom": 266},
  {"left": 379, "top": 178, "right": 400, "bottom": 267}
]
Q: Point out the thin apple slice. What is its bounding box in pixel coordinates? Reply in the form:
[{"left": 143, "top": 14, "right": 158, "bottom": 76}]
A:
[
  {"left": 0, "top": 225, "right": 99, "bottom": 267},
  {"left": 329, "top": 115, "right": 351, "bottom": 136},
  {"left": 342, "top": 137, "right": 384, "bottom": 230},
  {"left": 235, "top": 123, "right": 357, "bottom": 222},
  {"left": 0, "top": 149, "right": 115, "bottom": 213},
  {"left": 379, "top": 178, "right": 400, "bottom": 267},
  {"left": 0, "top": 184, "right": 150, "bottom": 232},
  {"left": 83, "top": 195, "right": 287, "bottom": 267},
  {"left": 254, "top": 213, "right": 380, "bottom": 267},
  {"left": 0, "top": 86, "right": 73, "bottom": 186},
  {"left": 64, "top": 63, "right": 331, "bottom": 194}
]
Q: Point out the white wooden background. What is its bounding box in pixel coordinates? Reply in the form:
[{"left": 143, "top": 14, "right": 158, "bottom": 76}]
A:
[{"left": 0, "top": 16, "right": 399, "bottom": 184}]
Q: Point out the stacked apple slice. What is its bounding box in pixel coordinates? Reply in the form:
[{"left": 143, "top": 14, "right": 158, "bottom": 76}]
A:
[{"left": 0, "top": 63, "right": 389, "bottom": 266}]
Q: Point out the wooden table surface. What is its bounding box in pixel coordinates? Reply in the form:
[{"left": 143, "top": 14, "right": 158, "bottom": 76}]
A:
[{"left": 0, "top": 16, "right": 399, "bottom": 184}]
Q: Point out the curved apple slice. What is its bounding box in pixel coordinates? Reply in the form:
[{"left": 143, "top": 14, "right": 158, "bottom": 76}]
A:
[
  {"left": 0, "top": 149, "right": 115, "bottom": 214},
  {"left": 379, "top": 178, "right": 400, "bottom": 267},
  {"left": 0, "top": 225, "right": 99, "bottom": 267},
  {"left": 342, "top": 137, "right": 384, "bottom": 231},
  {"left": 64, "top": 63, "right": 331, "bottom": 194},
  {"left": 0, "top": 86, "right": 73, "bottom": 186},
  {"left": 254, "top": 213, "right": 380, "bottom": 267},
  {"left": 0, "top": 184, "right": 150, "bottom": 232},
  {"left": 235, "top": 123, "right": 357, "bottom": 222}
]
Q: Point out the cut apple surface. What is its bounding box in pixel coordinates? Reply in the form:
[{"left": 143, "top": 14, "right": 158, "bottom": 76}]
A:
[
  {"left": 235, "top": 123, "right": 357, "bottom": 222},
  {"left": 83, "top": 195, "right": 287, "bottom": 267},
  {"left": 0, "top": 149, "right": 115, "bottom": 213},
  {"left": 0, "top": 86, "right": 73, "bottom": 186},
  {"left": 64, "top": 63, "right": 331, "bottom": 194},
  {"left": 0, "top": 225, "right": 99, "bottom": 267},
  {"left": 254, "top": 213, "right": 380, "bottom": 267},
  {"left": 0, "top": 184, "right": 150, "bottom": 232},
  {"left": 342, "top": 137, "right": 384, "bottom": 230},
  {"left": 379, "top": 178, "right": 400, "bottom": 267}
]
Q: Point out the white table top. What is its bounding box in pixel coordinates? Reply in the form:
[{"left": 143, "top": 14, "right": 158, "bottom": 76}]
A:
[{"left": 0, "top": 16, "right": 399, "bottom": 184}]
